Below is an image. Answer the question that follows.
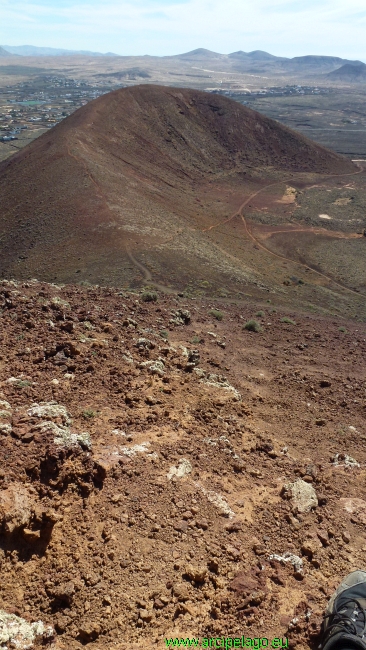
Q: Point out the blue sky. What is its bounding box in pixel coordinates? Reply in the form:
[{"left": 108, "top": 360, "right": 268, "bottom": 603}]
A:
[{"left": 1, "top": 0, "right": 366, "bottom": 59}]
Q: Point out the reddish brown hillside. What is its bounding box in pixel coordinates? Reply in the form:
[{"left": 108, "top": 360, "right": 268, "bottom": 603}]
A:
[{"left": 0, "top": 84, "right": 355, "bottom": 287}]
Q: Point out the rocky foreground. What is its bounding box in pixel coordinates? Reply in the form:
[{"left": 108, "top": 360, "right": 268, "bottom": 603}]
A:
[{"left": 0, "top": 279, "right": 365, "bottom": 649}]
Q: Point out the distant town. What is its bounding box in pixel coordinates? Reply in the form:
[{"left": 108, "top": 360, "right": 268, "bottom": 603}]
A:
[
  {"left": 210, "top": 84, "right": 331, "bottom": 99},
  {"left": 0, "top": 75, "right": 117, "bottom": 156},
  {"left": 0, "top": 77, "right": 331, "bottom": 141}
]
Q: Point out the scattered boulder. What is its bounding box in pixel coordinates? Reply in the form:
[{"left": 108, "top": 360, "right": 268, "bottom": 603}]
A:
[{"left": 283, "top": 479, "right": 318, "bottom": 513}]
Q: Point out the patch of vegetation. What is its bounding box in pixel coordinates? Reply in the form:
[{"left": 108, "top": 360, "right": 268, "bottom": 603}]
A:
[
  {"left": 15, "top": 380, "right": 31, "bottom": 388},
  {"left": 339, "top": 326, "right": 347, "bottom": 333},
  {"left": 281, "top": 317, "right": 296, "bottom": 325},
  {"left": 191, "top": 335, "right": 202, "bottom": 344},
  {"left": 82, "top": 409, "right": 96, "bottom": 419},
  {"left": 243, "top": 319, "right": 262, "bottom": 332},
  {"left": 255, "top": 311, "right": 265, "bottom": 317},
  {"left": 141, "top": 291, "right": 157, "bottom": 303},
  {"left": 209, "top": 309, "right": 224, "bottom": 321},
  {"left": 160, "top": 330, "right": 169, "bottom": 340}
]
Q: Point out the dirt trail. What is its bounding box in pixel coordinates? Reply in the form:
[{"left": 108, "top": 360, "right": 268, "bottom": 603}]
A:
[
  {"left": 256, "top": 225, "right": 363, "bottom": 240},
  {"left": 125, "top": 247, "right": 176, "bottom": 294},
  {"left": 203, "top": 163, "right": 366, "bottom": 297},
  {"left": 240, "top": 215, "right": 364, "bottom": 297},
  {"left": 202, "top": 163, "right": 365, "bottom": 235}
]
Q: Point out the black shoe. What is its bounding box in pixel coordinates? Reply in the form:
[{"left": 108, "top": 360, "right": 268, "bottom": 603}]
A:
[{"left": 321, "top": 571, "right": 366, "bottom": 650}]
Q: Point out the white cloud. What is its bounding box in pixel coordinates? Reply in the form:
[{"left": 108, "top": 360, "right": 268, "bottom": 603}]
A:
[{"left": 1, "top": 0, "right": 366, "bottom": 59}]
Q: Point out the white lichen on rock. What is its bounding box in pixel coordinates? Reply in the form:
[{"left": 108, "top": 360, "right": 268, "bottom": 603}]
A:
[
  {"left": 24, "top": 403, "right": 91, "bottom": 449},
  {"left": 196, "top": 482, "right": 235, "bottom": 518},
  {"left": 333, "top": 453, "right": 360, "bottom": 468},
  {"left": 167, "top": 458, "right": 192, "bottom": 480},
  {"left": 0, "top": 400, "right": 13, "bottom": 436},
  {"left": 27, "top": 402, "right": 71, "bottom": 425},
  {"left": 53, "top": 428, "right": 92, "bottom": 450},
  {"left": 0, "top": 609, "right": 53, "bottom": 649},
  {"left": 284, "top": 479, "right": 318, "bottom": 513},
  {"left": 268, "top": 552, "right": 303, "bottom": 575},
  {"left": 200, "top": 374, "right": 241, "bottom": 401},
  {"left": 0, "top": 423, "right": 12, "bottom": 435},
  {"left": 139, "top": 359, "right": 165, "bottom": 376},
  {"left": 120, "top": 442, "right": 151, "bottom": 457},
  {"left": 122, "top": 352, "right": 134, "bottom": 364}
]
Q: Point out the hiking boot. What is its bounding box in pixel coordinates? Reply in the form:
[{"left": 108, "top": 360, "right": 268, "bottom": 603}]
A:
[{"left": 321, "top": 571, "right": 366, "bottom": 650}]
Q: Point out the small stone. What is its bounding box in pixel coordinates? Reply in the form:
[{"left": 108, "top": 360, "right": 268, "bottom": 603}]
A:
[
  {"left": 253, "top": 542, "right": 266, "bottom": 556},
  {"left": 225, "top": 520, "right": 242, "bottom": 533},
  {"left": 196, "top": 519, "right": 208, "bottom": 530},
  {"left": 153, "top": 599, "right": 165, "bottom": 610},
  {"left": 301, "top": 538, "right": 321, "bottom": 559},
  {"left": 22, "top": 528, "right": 41, "bottom": 542},
  {"left": 172, "top": 583, "right": 190, "bottom": 601},
  {"left": 21, "top": 432, "right": 34, "bottom": 443},
  {"left": 317, "top": 529, "right": 329, "bottom": 546},
  {"left": 342, "top": 531, "right": 351, "bottom": 544},
  {"left": 184, "top": 564, "right": 207, "bottom": 583},
  {"left": 182, "top": 511, "right": 193, "bottom": 520},
  {"left": 139, "top": 609, "right": 153, "bottom": 622},
  {"left": 174, "top": 520, "right": 188, "bottom": 533},
  {"left": 208, "top": 558, "right": 219, "bottom": 573}
]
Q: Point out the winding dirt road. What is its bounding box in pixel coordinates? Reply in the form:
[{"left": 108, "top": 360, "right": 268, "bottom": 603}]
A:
[{"left": 201, "top": 163, "right": 366, "bottom": 297}]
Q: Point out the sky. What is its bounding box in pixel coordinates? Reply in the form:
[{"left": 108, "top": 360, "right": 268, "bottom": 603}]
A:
[{"left": 1, "top": 0, "right": 366, "bottom": 59}]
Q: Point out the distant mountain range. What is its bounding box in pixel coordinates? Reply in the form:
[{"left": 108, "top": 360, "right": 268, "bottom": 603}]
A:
[
  {"left": 0, "top": 46, "right": 14, "bottom": 57},
  {"left": 172, "top": 49, "right": 365, "bottom": 75},
  {"left": 1, "top": 45, "right": 117, "bottom": 56},
  {"left": 1, "top": 46, "right": 365, "bottom": 79},
  {"left": 327, "top": 61, "right": 366, "bottom": 81}
]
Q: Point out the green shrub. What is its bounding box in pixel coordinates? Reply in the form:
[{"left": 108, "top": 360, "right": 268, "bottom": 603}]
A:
[
  {"left": 191, "top": 336, "right": 202, "bottom": 344},
  {"left": 209, "top": 309, "right": 223, "bottom": 321},
  {"left": 160, "top": 330, "right": 169, "bottom": 340},
  {"left": 255, "top": 311, "right": 264, "bottom": 317},
  {"left": 243, "top": 319, "right": 262, "bottom": 332},
  {"left": 141, "top": 291, "right": 157, "bottom": 303},
  {"left": 281, "top": 317, "right": 296, "bottom": 325},
  {"left": 82, "top": 409, "right": 96, "bottom": 419},
  {"left": 339, "top": 326, "right": 347, "bottom": 333}
]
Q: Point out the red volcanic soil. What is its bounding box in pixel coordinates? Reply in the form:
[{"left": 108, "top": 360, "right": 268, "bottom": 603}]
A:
[
  {"left": 0, "top": 279, "right": 366, "bottom": 649},
  {"left": 0, "top": 84, "right": 355, "bottom": 287}
]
